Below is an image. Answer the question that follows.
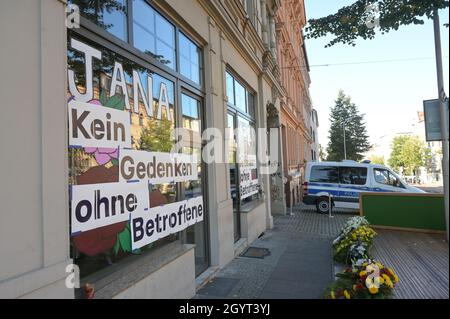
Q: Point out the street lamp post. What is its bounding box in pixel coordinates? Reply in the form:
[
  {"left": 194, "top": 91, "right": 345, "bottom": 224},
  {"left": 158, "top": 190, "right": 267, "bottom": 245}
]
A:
[
  {"left": 342, "top": 120, "right": 347, "bottom": 160},
  {"left": 433, "top": 9, "right": 449, "bottom": 241}
]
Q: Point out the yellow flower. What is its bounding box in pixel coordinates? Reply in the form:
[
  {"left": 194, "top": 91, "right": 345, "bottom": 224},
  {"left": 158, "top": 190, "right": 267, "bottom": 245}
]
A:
[
  {"left": 393, "top": 274, "right": 399, "bottom": 283},
  {"left": 382, "top": 274, "right": 393, "bottom": 288},
  {"left": 330, "top": 291, "right": 336, "bottom": 299},
  {"left": 344, "top": 290, "right": 351, "bottom": 299},
  {"left": 374, "top": 276, "right": 384, "bottom": 285},
  {"left": 359, "top": 271, "right": 367, "bottom": 277},
  {"left": 353, "top": 284, "right": 357, "bottom": 291},
  {"left": 376, "top": 262, "right": 384, "bottom": 269},
  {"left": 387, "top": 268, "right": 396, "bottom": 277},
  {"left": 368, "top": 286, "right": 379, "bottom": 294},
  {"left": 362, "top": 262, "right": 368, "bottom": 267}
]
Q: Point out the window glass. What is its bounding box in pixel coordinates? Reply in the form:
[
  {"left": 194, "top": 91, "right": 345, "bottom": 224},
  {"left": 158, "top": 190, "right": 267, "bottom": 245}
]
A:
[
  {"left": 374, "top": 168, "right": 404, "bottom": 188},
  {"left": 68, "top": 34, "right": 177, "bottom": 282},
  {"left": 339, "top": 167, "right": 367, "bottom": 185},
  {"left": 247, "top": 91, "right": 255, "bottom": 118},
  {"left": 182, "top": 94, "right": 200, "bottom": 134},
  {"left": 226, "top": 72, "right": 235, "bottom": 106},
  {"left": 234, "top": 81, "right": 247, "bottom": 112},
  {"left": 310, "top": 166, "right": 339, "bottom": 183},
  {"left": 179, "top": 33, "right": 201, "bottom": 84},
  {"left": 132, "top": 0, "right": 175, "bottom": 68},
  {"left": 71, "top": 0, "right": 128, "bottom": 41},
  {"left": 133, "top": 23, "right": 155, "bottom": 54},
  {"left": 237, "top": 117, "right": 259, "bottom": 204}
]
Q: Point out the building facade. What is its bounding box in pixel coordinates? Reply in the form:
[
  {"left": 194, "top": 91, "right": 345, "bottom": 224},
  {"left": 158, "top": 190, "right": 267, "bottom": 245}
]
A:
[
  {"left": 311, "top": 108, "right": 319, "bottom": 161},
  {"left": 0, "top": 0, "right": 285, "bottom": 299},
  {"left": 274, "top": 0, "right": 313, "bottom": 211}
]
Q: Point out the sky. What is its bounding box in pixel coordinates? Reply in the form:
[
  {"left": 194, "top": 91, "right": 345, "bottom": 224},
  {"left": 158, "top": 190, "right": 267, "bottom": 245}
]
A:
[{"left": 304, "top": 1, "right": 450, "bottom": 150}]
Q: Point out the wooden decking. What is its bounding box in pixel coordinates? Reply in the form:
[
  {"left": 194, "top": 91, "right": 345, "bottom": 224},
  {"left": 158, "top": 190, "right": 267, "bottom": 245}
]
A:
[{"left": 372, "top": 229, "right": 449, "bottom": 299}]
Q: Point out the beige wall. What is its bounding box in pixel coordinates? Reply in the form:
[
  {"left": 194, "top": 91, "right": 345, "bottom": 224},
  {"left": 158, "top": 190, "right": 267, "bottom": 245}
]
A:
[{"left": 0, "top": 0, "right": 73, "bottom": 298}]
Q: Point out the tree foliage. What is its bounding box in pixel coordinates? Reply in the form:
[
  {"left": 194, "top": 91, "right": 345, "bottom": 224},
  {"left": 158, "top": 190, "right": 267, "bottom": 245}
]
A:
[
  {"left": 327, "top": 91, "right": 371, "bottom": 161},
  {"left": 388, "top": 135, "right": 431, "bottom": 175},
  {"left": 369, "top": 154, "right": 385, "bottom": 165},
  {"left": 305, "top": 0, "right": 449, "bottom": 47},
  {"left": 139, "top": 118, "right": 174, "bottom": 152}
]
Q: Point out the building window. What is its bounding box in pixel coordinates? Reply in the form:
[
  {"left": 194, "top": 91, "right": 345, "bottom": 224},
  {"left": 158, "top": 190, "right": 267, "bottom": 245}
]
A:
[
  {"left": 226, "top": 71, "right": 255, "bottom": 117},
  {"left": 244, "top": 0, "right": 255, "bottom": 25},
  {"left": 132, "top": 0, "right": 175, "bottom": 69},
  {"left": 182, "top": 93, "right": 200, "bottom": 133},
  {"left": 72, "top": 0, "right": 202, "bottom": 85},
  {"left": 225, "top": 70, "right": 259, "bottom": 207},
  {"left": 179, "top": 32, "right": 201, "bottom": 85},
  {"left": 71, "top": 0, "right": 128, "bottom": 41},
  {"left": 67, "top": 0, "right": 207, "bottom": 290}
]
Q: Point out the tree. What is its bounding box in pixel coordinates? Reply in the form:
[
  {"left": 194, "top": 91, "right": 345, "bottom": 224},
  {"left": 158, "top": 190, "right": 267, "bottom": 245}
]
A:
[
  {"left": 388, "top": 135, "right": 431, "bottom": 175},
  {"left": 369, "top": 154, "right": 385, "bottom": 165},
  {"left": 326, "top": 91, "right": 371, "bottom": 161},
  {"left": 138, "top": 118, "right": 174, "bottom": 152},
  {"left": 305, "top": 0, "right": 449, "bottom": 47}
]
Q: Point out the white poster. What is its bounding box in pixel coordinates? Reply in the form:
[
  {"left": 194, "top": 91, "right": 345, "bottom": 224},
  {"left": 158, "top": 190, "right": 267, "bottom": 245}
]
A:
[
  {"left": 131, "top": 196, "right": 204, "bottom": 249},
  {"left": 71, "top": 181, "right": 149, "bottom": 234},
  {"left": 119, "top": 149, "right": 198, "bottom": 184},
  {"left": 68, "top": 100, "right": 131, "bottom": 148},
  {"left": 239, "top": 154, "right": 259, "bottom": 200}
]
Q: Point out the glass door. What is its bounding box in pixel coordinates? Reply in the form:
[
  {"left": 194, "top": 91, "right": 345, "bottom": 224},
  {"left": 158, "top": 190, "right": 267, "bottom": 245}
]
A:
[{"left": 181, "top": 92, "right": 209, "bottom": 276}]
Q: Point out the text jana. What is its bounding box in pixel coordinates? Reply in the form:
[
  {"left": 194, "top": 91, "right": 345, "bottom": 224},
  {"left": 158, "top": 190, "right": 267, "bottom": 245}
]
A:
[{"left": 68, "top": 38, "right": 171, "bottom": 121}]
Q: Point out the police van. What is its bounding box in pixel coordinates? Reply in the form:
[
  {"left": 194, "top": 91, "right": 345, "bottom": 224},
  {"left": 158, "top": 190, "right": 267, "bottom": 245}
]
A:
[{"left": 302, "top": 160, "right": 425, "bottom": 213}]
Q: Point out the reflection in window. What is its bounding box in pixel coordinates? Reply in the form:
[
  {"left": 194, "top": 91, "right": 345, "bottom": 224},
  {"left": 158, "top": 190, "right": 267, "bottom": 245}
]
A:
[
  {"left": 132, "top": 0, "right": 175, "bottom": 68},
  {"left": 226, "top": 72, "right": 235, "bottom": 106},
  {"left": 226, "top": 71, "right": 254, "bottom": 116},
  {"left": 310, "top": 166, "right": 339, "bottom": 183},
  {"left": 70, "top": 0, "right": 128, "bottom": 41},
  {"left": 182, "top": 94, "right": 200, "bottom": 133},
  {"left": 234, "top": 81, "right": 246, "bottom": 112},
  {"left": 339, "top": 167, "right": 367, "bottom": 185},
  {"left": 179, "top": 33, "right": 200, "bottom": 84},
  {"left": 67, "top": 33, "right": 177, "bottom": 282}
]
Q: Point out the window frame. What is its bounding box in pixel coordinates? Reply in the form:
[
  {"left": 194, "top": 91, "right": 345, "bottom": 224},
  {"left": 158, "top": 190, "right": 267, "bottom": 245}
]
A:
[{"left": 225, "top": 69, "right": 259, "bottom": 205}]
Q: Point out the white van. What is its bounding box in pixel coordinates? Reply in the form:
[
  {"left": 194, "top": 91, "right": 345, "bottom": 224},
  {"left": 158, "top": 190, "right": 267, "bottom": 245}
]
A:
[{"left": 302, "top": 160, "right": 425, "bottom": 213}]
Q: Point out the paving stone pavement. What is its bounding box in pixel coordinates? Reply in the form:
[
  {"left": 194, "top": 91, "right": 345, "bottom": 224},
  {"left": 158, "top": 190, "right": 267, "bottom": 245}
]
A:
[
  {"left": 195, "top": 205, "right": 350, "bottom": 299},
  {"left": 195, "top": 204, "right": 449, "bottom": 299}
]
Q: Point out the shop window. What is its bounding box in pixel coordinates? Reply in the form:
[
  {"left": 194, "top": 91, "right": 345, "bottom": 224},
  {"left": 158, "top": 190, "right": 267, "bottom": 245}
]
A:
[
  {"left": 179, "top": 33, "right": 201, "bottom": 85},
  {"left": 70, "top": 0, "right": 128, "bottom": 41},
  {"left": 68, "top": 34, "right": 178, "bottom": 286},
  {"left": 225, "top": 70, "right": 259, "bottom": 208},
  {"left": 132, "top": 0, "right": 175, "bottom": 69}
]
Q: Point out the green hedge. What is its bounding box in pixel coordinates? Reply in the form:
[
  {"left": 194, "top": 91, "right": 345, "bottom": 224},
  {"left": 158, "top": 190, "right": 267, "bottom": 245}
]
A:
[{"left": 360, "top": 193, "right": 445, "bottom": 231}]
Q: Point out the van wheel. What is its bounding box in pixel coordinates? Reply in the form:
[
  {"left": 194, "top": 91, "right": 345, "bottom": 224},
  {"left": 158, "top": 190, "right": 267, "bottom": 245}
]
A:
[{"left": 316, "top": 197, "right": 332, "bottom": 214}]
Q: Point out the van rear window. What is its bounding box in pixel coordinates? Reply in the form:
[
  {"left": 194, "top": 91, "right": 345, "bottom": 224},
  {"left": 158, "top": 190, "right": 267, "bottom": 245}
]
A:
[{"left": 310, "top": 166, "right": 339, "bottom": 183}]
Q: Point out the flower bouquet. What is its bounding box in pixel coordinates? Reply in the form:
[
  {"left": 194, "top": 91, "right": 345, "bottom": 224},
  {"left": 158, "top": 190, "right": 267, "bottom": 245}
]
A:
[
  {"left": 333, "top": 225, "right": 377, "bottom": 264},
  {"left": 324, "top": 260, "right": 399, "bottom": 299}
]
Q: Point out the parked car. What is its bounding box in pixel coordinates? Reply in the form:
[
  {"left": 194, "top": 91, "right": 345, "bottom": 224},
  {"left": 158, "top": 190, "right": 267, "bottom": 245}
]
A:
[{"left": 303, "top": 160, "right": 425, "bottom": 213}]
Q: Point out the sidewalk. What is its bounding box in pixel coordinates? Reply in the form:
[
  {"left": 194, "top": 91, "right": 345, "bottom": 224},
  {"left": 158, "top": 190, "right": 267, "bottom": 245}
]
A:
[{"left": 195, "top": 206, "right": 349, "bottom": 299}]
